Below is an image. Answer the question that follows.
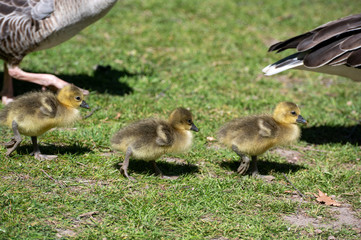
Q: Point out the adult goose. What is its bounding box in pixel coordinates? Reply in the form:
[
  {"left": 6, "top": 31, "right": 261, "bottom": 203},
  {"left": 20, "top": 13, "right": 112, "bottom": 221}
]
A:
[
  {"left": 0, "top": 0, "right": 118, "bottom": 104},
  {"left": 263, "top": 13, "right": 361, "bottom": 82}
]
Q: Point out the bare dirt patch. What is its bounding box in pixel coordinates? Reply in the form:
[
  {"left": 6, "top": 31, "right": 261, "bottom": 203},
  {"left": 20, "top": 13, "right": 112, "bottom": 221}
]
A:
[
  {"left": 206, "top": 142, "right": 223, "bottom": 151},
  {"left": 1, "top": 173, "right": 31, "bottom": 181},
  {"left": 284, "top": 203, "right": 361, "bottom": 230},
  {"left": 270, "top": 148, "right": 304, "bottom": 164},
  {"left": 56, "top": 228, "right": 77, "bottom": 238}
]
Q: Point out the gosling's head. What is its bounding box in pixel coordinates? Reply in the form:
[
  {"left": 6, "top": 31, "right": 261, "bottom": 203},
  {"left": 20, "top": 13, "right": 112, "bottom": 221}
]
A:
[
  {"left": 57, "top": 85, "right": 89, "bottom": 109},
  {"left": 169, "top": 107, "right": 199, "bottom": 132},
  {"left": 272, "top": 102, "right": 307, "bottom": 125}
]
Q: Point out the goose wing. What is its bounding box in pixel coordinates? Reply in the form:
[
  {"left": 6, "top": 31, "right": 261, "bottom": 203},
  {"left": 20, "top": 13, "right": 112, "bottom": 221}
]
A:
[
  {"left": 0, "top": 0, "right": 54, "bottom": 63},
  {"left": 268, "top": 13, "right": 361, "bottom": 68}
]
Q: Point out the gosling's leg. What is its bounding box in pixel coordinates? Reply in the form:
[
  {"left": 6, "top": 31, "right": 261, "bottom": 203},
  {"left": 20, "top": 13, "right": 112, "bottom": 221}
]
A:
[
  {"left": 151, "top": 160, "right": 163, "bottom": 176},
  {"left": 249, "top": 156, "right": 259, "bottom": 176},
  {"left": 249, "top": 156, "right": 275, "bottom": 181},
  {"left": 30, "top": 136, "right": 57, "bottom": 160},
  {"left": 119, "top": 147, "right": 135, "bottom": 180},
  {"left": 5, "top": 121, "right": 22, "bottom": 156},
  {"left": 152, "top": 160, "right": 178, "bottom": 180},
  {"left": 232, "top": 145, "right": 250, "bottom": 175}
]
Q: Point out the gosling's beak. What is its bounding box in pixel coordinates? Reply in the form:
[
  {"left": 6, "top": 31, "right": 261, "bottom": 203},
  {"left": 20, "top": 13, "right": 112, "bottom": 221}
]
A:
[
  {"left": 296, "top": 115, "right": 307, "bottom": 124},
  {"left": 80, "top": 100, "right": 90, "bottom": 109},
  {"left": 190, "top": 123, "right": 199, "bottom": 132}
]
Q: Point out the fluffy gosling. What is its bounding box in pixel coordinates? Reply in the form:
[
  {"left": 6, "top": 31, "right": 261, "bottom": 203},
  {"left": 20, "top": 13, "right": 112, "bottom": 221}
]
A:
[
  {"left": 217, "top": 102, "right": 307, "bottom": 178},
  {"left": 111, "top": 107, "right": 199, "bottom": 180},
  {"left": 0, "top": 85, "right": 89, "bottom": 160}
]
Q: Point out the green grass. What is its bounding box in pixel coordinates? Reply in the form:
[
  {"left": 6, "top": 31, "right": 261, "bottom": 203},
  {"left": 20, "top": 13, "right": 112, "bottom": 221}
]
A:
[{"left": 1, "top": 0, "right": 361, "bottom": 239}]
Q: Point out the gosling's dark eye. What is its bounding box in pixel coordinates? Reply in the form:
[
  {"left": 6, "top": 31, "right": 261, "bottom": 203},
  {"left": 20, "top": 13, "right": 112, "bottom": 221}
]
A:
[
  {"left": 291, "top": 111, "right": 296, "bottom": 115},
  {"left": 75, "top": 96, "right": 81, "bottom": 101},
  {"left": 187, "top": 119, "right": 192, "bottom": 125}
]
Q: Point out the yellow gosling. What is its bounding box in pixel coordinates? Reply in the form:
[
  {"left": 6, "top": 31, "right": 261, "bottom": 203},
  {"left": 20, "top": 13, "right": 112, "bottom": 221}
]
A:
[
  {"left": 0, "top": 85, "right": 89, "bottom": 160},
  {"left": 111, "top": 107, "right": 199, "bottom": 180},
  {"left": 217, "top": 102, "right": 307, "bottom": 178}
]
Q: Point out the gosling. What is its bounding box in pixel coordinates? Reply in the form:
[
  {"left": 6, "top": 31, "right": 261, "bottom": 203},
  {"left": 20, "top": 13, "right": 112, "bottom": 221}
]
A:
[
  {"left": 0, "top": 85, "right": 89, "bottom": 160},
  {"left": 217, "top": 102, "right": 307, "bottom": 178},
  {"left": 111, "top": 107, "right": 199, "bottom": 180}
]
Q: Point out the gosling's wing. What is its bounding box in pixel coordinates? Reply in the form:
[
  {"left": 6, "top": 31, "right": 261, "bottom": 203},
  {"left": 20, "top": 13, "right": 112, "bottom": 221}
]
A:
[
  {"left": 257, "top": 117, "right": 278, "bottom": 138},
  {"left": 155, "top": 123, "right": 174, "bottom": 146},
  {"left": 15, "top": 92, "right": 58, "bottom": 119},
  {"left": 38, "top": 94, "right": 58, "bottom": 118}
]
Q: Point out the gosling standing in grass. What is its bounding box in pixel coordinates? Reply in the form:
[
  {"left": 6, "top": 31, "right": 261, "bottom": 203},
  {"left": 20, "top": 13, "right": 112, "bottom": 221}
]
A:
[
  {"left": 0, "top": 85, "right": 89, "bottom": 160},
  {"left": 111, "top": 107, "right": 199, "bottom": 180},
  {"left": 217, "top": 102, "right": 307, "bottom": 177}
]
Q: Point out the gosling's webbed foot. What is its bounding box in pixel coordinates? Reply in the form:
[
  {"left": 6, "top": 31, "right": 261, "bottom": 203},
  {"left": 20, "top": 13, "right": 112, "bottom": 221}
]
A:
[
  {"left": 5, "top": 121, "right": 22, "bottom": 156},
  {"left": 6, "top": 144, "right": 19, "bottom": 156},
  {"left": 249, "top": 156, "right": 275, "bottom": 181},
  {"left": 160, "top": 175, "right": 179, "bottom": 180},
  {"left": 30, "top": 136, "right": 57, "bottom": 160},
  {"left": 119, "top": 147, "right": 136, "bottom": 181},
  {"left": 4, "top": 138, "right": 16, "bottom": 148},
  {"left": 30, "top": 151, "right": 58, "bottom": 160},
  {"left": 237, "top": 155, "right": 250, "bottom": 175},
  {"left": 118, "top": 163, "right": 136, "bottom": 181},
  {"left": 1, "top": 96, "right": 14, "bottom": 105},
  {"left": 252, "top": 172, "right": 275, "bottom": 181},
  {"left": 232, "top": 145, "right": 250, "bottom": 175},
  {"left": 120, "top": 168, "right": 136, "bottom": 181}
]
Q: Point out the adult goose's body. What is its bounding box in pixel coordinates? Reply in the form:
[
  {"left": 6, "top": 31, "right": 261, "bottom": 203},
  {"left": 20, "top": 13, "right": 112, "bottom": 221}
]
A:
[
  {"left": 263, "top": 13, "right": 361, "bottom": 82},
  {"left": 0, "top": 0, "right": 118, "bottom": 104}
]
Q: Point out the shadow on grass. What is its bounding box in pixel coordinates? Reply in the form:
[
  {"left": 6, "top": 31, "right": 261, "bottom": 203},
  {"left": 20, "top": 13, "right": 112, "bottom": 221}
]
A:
[
  {"left": 0, "top": 65, "right": 149, "bottom": 96},
  {"left": 301, "top": 125, "right": 361, "bottom": 145},
  {"left": 113, "top": 159, "right": 199, "bottom": 177},
  {"left": 220, "top": 159, "right": 305, "bottom": 175},
  {"left": 14, "top": 144, "right": 91, "bottom": 156}
]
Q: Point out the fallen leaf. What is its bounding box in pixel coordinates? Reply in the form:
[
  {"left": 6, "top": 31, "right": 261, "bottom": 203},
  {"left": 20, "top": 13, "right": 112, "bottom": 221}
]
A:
[
  {"left": 114, "top": 112, "right": 121, "bottom": 120},
  {"left": 100, "top": 117, "right": 109, "bottom": 122},
  {"left": 206, "top": 136, "right": 216, "bottom": 142},
  {"left": 56, "top": 229, "right": 76, "bottom": 238},
  {"left": 314, "top": 189, "right": 341, "bottom": 207}
]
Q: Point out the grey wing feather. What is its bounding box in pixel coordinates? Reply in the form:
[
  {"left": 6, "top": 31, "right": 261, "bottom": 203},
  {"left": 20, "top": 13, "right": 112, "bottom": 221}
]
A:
[
  {"left": 303, "top": 38, "right": 345, "bottom": 67},
  {"left": 30, "top": 0, "right": 54, "bottom": 20},
  {"left": 347, "top": 48, "right": 361, "bottom": 67},
  {"left": 268, "top": 13, "right": 361, "bottom": 70},
  {"left": 0, "top": 0, "right": 54, "bottom": 62}
]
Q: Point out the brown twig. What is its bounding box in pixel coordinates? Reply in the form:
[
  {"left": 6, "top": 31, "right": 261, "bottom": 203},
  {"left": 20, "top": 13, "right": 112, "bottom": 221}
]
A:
[
  {"left": 282, "top": 173, "right": 305, "bottom": 198},
  {"left": 79, "top": 211, "right": 99, "bottom": 218},
  {"left": 76, "top": 162, "right": 87, "bottom": 167},
  {"left": 83, "top": 106, "right": 101, "bottom": 119},
  {"left": 40, "top": 169, "right": 65, "bottom": 187}
]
